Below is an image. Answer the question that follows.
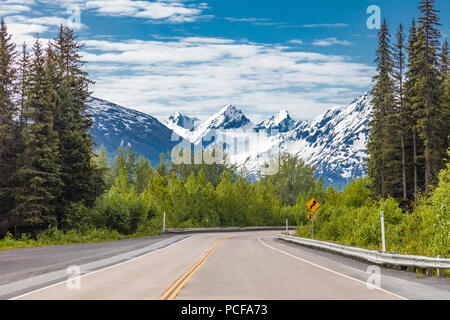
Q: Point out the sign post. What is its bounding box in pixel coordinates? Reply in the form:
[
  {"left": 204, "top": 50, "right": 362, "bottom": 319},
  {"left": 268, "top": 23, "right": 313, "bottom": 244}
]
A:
[
  {"left": 306, "top": 198, "right": 320, "bottom": 239},
  {"left": 163, "top": 212, "right": 166, "bottom": 233},
  {"left": 380, "top": 211, "right": 386, "bottom": 252}
]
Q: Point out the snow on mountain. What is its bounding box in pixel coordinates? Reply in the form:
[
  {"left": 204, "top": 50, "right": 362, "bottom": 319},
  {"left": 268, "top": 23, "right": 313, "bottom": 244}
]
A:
[
  {"left": 88, "top": 93, "right": 372, "bottom": 187},
  {"left": 165, "top": 112, "right": 199, "bottom": 130},
  {"left": 164, "top": 112, "right": 199, "bottom": 139},
  {"left": 169, "top": 93, "right": 371, "bottom": 186},
  {"left": 279, "top": 92, "right": 371, "bottom": 186},
  {"left": 87, "top": 97, "right": 179, "bottom": 166},
  {"left": 255, "top": 109, "right": 299, "bottom": 132},
  {"left": 181, "top": 104, "right": 253, "bottom": 145}
]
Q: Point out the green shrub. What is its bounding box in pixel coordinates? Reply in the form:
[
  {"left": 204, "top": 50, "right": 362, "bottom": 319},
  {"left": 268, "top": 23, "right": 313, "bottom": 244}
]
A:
[
  {"left": 90, "top": 169, "right": 149, "bottom": 235},
  {"left": 63, "top": 202, "right": 91, "bottom": 231}
]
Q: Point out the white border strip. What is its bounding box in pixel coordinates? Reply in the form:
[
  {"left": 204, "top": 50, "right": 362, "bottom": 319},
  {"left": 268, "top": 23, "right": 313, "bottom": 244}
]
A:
[
  {"left": 259, "top": 236, "right": 407, "bottom": 300},
  {"left": 9, "top": 236, "right": 192, "bottom": 300}
]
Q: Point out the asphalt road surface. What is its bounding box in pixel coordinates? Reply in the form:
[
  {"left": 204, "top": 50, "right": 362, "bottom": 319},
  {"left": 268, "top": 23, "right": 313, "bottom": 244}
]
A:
[{"left": 1, "top": 231, "right": 449, "bottom": 300}]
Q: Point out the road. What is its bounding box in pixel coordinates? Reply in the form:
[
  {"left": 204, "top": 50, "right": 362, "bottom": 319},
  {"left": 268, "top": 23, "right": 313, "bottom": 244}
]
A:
[{"left": 1, "top": 231, "right": 449, "bottom": 300}]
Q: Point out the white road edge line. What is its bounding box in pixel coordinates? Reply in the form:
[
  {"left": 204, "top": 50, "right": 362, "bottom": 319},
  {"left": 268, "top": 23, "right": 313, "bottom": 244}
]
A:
[
  {"left": 9, "top": 235, "right": 192, "bottom": 300},
  {"left": 258, "top": 236, "right": 408, "bottom": 300}
]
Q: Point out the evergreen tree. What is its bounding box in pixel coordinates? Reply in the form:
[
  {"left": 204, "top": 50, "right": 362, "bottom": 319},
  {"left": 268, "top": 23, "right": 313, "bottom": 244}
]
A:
[
  {"left": 440, "top": 40, "right": 449, "bottom": 78},
  {"left": 17, "top": 43, "right": 30, "bottom": 128},
  {"left": 0, "top": 19, "right": 17, "bottom": 236},
  {"left": 415, "top": 0, "right": 446, "bottom": 190},
  {"left": 439, "top": 40, "right": 450, "bottom": 150},
  {"left": 405, "top": 19, "right": 425, "bottom": 200},
  {"left": 367, "top": 20, "right": 396, "bottom": 199},
  {"left": 13, "top": 38, "right": 63, "bottom": 235},
  {"left": 52, "top": 26, "right": 100, "bottom": 220},
  {"left": 393, "top": 24, "right": 410, "bottom": 203}
]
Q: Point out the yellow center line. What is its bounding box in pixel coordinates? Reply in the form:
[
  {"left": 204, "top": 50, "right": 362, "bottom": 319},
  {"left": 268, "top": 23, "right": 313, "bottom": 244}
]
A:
[{"left": 159, "top": 236, "right": 231, "bottom": 300}]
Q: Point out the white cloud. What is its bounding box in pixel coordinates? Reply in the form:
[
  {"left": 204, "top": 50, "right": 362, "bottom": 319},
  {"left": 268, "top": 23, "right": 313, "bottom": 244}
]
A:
[
  {"left": 80, "top": 36, "right": 374, "bottom": 121},
  {"left": 3, "top": 0, "right": 36, "bottom": 3},
  {"left": 7, "top": 0, "right": 210, "bottom": 24},
  {"left": 0, "top": 1, "right": 370, "bottom": 122},
  {"left": 288, "top": 39, "right": 303, "bottom": 45},
  {"left": 5, "top": 14, "right": 84, "bottom": 46},
  {"left": 6, "top": 14, "right": 82, "bottom": 27},
  {"left": 313, "top": 38, "right": 353, "bottom": 46},
  {"left": 224, "top": 17, "right": 284, "bottom": 27},
  {"left": 0, "top": 4, "right": 31, "bottom": 16},
  {"left": 84, "top": 0, "right": 208, "bottom": 23}
]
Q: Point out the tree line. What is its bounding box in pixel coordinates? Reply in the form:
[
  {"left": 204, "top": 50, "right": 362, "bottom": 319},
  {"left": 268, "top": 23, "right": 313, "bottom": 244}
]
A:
[
  {"left": 367, "top": 0, "right": 449, "bottom": 205},
  {"left": 86, "top": 146, "right": 320, "bottom": 235},
  {"left": 0, "top": 21, "right": 104, "bottom": 237}
]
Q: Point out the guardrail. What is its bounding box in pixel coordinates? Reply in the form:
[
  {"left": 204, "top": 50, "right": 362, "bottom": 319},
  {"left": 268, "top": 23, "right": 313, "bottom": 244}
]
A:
[
  {"left": 164, "top": 226, "right": 297, "bottom": 234},
  {"left": 277, "top": 234, "right": 449, "bottom": 277}
]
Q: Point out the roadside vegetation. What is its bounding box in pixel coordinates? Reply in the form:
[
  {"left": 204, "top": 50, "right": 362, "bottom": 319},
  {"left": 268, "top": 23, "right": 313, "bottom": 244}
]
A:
[
  {"left": 1, "top": 145, "right": 448, "bottom": 258},
  {"left": 296, "top": 153, "right": 449, "bottom": 257}
]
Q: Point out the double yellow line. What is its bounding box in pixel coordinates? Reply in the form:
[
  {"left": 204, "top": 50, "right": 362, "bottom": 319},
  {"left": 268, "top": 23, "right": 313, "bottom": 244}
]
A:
[{"left": 159, "top": 236, "right": 230, "bottom": 300}]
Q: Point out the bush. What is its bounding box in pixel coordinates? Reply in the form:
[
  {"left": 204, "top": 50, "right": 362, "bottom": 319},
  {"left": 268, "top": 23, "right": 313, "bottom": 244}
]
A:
[
  {"left": 90, "top": 169, "right": 149, "bottom": 235},
  {"left": 63, "top": 202, "right": 91, "bottom": 231},
  {"left": 413, "top": 161, "right": 450, "bottom": 257}
]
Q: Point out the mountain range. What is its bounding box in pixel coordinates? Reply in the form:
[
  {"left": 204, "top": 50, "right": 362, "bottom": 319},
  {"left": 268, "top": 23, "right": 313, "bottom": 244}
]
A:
[{"left": 87, "top": 92, "right": 372, "bottom": 187}]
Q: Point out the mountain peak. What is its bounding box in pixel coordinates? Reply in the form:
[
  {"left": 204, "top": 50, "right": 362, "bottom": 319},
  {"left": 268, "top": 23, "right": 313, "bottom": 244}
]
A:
[
  {"left": 208, "top": 104, "right": 251, "bottom": 130},
  {"left": 165, "top": 112, "right": 199, "bottom": 130},
  {"left": 256, "top": 108, "right": 297, "bottom": 132}
]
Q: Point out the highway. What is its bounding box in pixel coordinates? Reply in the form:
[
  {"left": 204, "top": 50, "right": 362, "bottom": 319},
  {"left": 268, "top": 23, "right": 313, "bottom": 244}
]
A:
[{"left": 1, "top": 231, "right": 449, "bottom": 300}]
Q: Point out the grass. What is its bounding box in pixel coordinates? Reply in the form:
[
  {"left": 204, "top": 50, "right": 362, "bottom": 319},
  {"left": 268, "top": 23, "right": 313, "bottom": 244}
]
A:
[{"left": 0, "top": 227, "right": 162, "bottom": 251}]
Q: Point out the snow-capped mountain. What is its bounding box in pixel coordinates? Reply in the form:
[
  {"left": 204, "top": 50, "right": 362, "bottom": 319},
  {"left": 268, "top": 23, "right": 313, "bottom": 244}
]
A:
[
  {"left": 164, "top": 93, "right": 372, "bottom": 186},
  {"left": 87, "top": 97, "right": 179, "bottom": 166},
  {"left": 165, "top": 112, "right": 199, "bottom": 130},
  {"left": 87, "top": 93, "right": 372, "bottom": 187},
  {"left": 164, "top": 112, "right": 199, "bottom": 140},
  {"left": 280, "top": 92, "right": 371, "bottom": 185},
  {"left": 172, "top": 104, "right": 253, "bottom": 145},
  {"left": 255, "top": 109, "right": 299, "bottom": 133}
]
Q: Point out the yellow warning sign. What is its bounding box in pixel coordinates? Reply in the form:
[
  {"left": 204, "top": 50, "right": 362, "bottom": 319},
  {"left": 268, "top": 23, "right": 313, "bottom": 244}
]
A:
[
  {"left": 306, "top": 198, "right": 320, "bottom": 213},
  {"left": 306, "top": 212, "right": 316, "bottom": 221}
]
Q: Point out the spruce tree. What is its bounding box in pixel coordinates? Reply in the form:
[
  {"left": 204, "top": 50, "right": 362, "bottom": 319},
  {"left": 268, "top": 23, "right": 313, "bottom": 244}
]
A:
[
  {"left": 440, "top": 40, "right": 450, "bottom": 157},
  {"left": 405, "top": 19, "right": 426, "bottom": 200},
  {"left": 0, "top": 19, "right": 17, "bottom": 236},
  {"left": 393, "top": 24, "right": 409, "bottom": 203},
  {"left": 13, "top": 38, "right": 63, "bottom": 235},
  {"left": 52, "top": 26, "right": 100, "bottom": 223},
  {"left": 367, "top": 20, "right": 396, "bottom": 199},
  {"left": 440, "top": 40, "right": 449, "bottom": 78},
  {"left": 415, "top": 0, "right": 446, "bottom": 190},
  {"left": 17, "top": 43, "right": 30, "bottom": 128}
]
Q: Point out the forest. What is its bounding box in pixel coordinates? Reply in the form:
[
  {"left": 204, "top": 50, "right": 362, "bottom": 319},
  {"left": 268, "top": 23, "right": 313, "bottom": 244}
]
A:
[{"left": 0, "top": 0, "right": 448, "bottom": 258}]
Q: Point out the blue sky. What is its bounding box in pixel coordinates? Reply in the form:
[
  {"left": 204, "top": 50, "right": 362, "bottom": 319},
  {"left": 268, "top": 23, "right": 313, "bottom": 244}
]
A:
[{"left": 1, "top": 0, "right": 449, "bottom": 122}]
